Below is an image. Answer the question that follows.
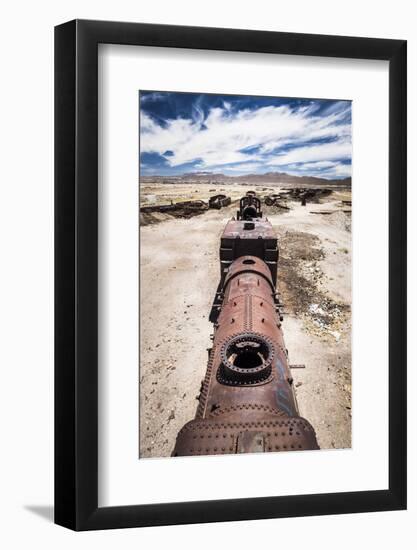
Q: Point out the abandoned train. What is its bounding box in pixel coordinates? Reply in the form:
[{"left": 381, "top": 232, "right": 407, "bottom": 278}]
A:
[{"left": 172, "top": 193, "right": 319, "bottom": 456}]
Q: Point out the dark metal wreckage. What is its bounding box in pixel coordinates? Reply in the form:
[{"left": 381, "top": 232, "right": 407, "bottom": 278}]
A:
[{"left": 173, "top": 192, "right": 319, "bottom": 456}]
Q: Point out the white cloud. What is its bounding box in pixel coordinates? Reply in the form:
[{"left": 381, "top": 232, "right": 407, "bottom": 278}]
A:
[
  {"left": 140, "top": 101, "right": 351, "bottom": 175},
  {"left": 140, "top": 92, "right": 169, "bottom": 103},
  {"left": 286, "top": 161, "right": 338, "bottom": 170},
  {"left": 283, "top": 161, "right": 351, "bottom": 179},
  {"left": 268, "top": 138, "right": 352, "bottom": 166},
  {"left": 321, "top": 163, "right": 351, "bottom": 178}
]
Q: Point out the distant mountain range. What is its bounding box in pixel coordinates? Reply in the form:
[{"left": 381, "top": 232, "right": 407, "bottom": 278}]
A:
[{"left": 141, "top": 171, "right": 351, "bottom": 187}]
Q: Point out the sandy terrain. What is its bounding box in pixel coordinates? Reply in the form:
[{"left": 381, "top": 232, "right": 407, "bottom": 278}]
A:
[{"left": 139, "top": 186, "right": 351, "bottom": 458}]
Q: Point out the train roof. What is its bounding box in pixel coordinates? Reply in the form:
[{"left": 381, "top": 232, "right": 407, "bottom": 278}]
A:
[{"left": 221, "top": 218, "right": 276, "bottom": 240}]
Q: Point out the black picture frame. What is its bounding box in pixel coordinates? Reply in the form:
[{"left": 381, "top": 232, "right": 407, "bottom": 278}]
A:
[{"left": 55, "top": 19, "right": 407, "bottom": 531}]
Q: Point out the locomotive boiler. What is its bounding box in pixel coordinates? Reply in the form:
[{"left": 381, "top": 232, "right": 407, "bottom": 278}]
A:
[{"left": 172, "top": 195, "right": 319, "bottom": 456}]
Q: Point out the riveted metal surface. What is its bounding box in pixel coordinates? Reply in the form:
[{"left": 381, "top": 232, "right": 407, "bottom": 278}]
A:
[
  {"left": 208, "top": 403, "right": 288, "bottom": 418},
  {"left": 224, "top": 255, "right": 275, "bottom": 293},
  {"left": 217, "top": 332, "right": 274, "bottom": 386},
  {"left": 173, "top": 416, "right": 319, "bottom": 456}
]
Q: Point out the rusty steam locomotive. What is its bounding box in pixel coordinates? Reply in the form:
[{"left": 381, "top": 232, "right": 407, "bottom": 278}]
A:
[{"left": 173, "top": 193, "right": 319, "bottom": 456}]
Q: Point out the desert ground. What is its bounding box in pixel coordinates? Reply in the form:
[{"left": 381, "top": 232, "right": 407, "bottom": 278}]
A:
[{"left": 139, "top": 183, "right": 352, "bottom": 458}]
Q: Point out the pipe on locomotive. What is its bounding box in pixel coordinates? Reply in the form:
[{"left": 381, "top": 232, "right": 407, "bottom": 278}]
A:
[{"left": 172, "top": 194, "right": 319, "bottom": 456}]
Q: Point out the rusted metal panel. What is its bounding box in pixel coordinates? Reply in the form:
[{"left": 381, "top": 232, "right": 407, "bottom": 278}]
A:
[
  {"left": 219, "top": 219, "right": 278, "bottom": 292},
  {"left": 209, "top": 194, "right": 232, "bottom": 209},
  {"left": 222, "top": 219, "right": 276, "bottom": 240},
  {"left": 173, "top": 416, "right": 319, "bottom": 456},
  {"left": 237, "top": 431, "right": 265, "bottom": 453},
  {"left": 140, "top": 199, "right": 208, "bottom": 214},
  {"left": 264, "top": 194, "right": 290, "bottom": 209}
]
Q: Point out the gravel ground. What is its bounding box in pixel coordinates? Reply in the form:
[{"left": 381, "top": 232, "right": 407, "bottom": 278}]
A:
[{"left": 139, "top": 192, "right": 351, "bottom": 458}]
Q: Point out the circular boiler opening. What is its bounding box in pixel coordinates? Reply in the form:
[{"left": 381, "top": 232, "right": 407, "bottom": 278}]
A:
[
  {"left": 226, "top": 338, "right": 270, "bottom": 370},
  {"left": 219, "top": 333, "right": 274, "bottom": 385},
  {"left": 242, "top": 258, "right": 255, "bottom": 265},
  {"left": 234, "top": 350, "right": 263, "bottom": 369}
]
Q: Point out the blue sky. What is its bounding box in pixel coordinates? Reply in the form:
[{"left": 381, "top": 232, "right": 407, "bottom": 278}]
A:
[{"left": 139, "top": 91, "right": 351, "bottom": 179}]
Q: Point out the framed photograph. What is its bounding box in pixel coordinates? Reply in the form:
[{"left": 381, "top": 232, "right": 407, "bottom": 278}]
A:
[{"left": 55, "top": 19, "right": 407, "bottom": 530}]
